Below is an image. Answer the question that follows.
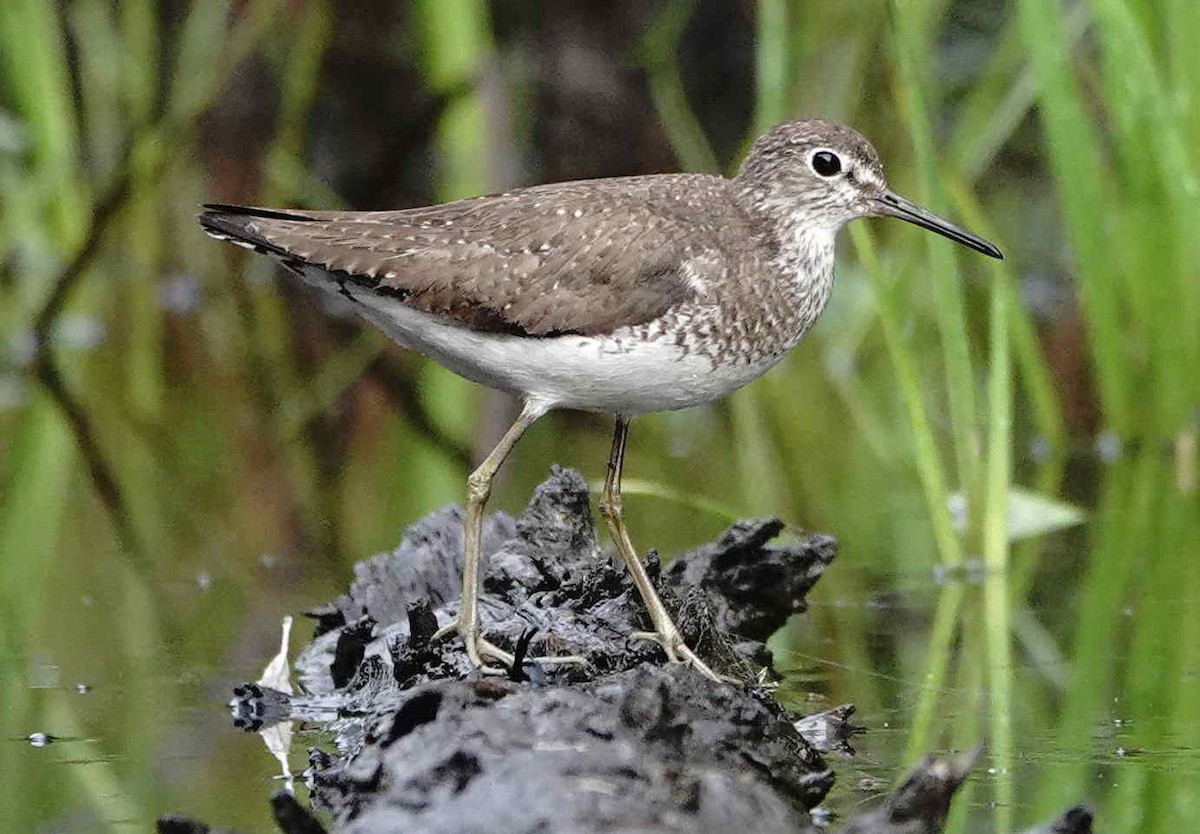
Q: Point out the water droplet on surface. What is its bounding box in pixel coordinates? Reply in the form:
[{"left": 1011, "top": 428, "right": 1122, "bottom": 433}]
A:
[
  {"left": 947, "top": 493, "right": 968, "bottom": 530},
  {"left": 1096, "top": 431, "right": 1122, "bottom": 462},
  {"left": 53, "top": 315, "right": 106, "bottom": 351},
  {"left": 1030, "top": 435, "right": 1051, "bottom": 462},
  {"left": 160, "top": 272, "right": 203, "bottom": 314}
]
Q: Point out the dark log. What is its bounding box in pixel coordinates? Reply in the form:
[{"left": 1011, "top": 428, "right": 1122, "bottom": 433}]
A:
[{"left": 203, "top": 467, "right": 1090, "bottom": 834}]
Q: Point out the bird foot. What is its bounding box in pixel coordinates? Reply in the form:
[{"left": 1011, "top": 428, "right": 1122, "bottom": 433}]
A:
[
  {"left": 431, "top": 620, "right": 589, "bottom": 676},
  {"left": 629, "top": 629, "right": 738, "bottom": 685}
]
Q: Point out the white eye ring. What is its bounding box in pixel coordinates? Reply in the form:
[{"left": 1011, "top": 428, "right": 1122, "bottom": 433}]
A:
[{"left": 809, "top": 148, "right": 843, "bottom": 178}]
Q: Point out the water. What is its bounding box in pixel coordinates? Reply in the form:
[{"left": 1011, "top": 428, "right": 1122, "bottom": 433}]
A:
[
  {"left": 777, "top": 512, "right": 1200, "bottom": 831},
  {"left": 3, "top": 2, "right": 1195, "bottom": 830},
  {"left": 4, "top": 565, "right": 310, "bottom": 832},
  {"left": 5, "top": 469, "right": 1198, "bottom": 832}
]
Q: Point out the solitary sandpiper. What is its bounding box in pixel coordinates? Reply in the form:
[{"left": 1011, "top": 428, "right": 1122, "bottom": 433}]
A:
[{"left": 200, "top": 118, "right": 1002, "bottom": 682}]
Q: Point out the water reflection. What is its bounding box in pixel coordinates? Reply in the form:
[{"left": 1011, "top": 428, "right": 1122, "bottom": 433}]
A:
[
  {"left": 777, "top": 492, "right": 1200, "bottom": 832},
  {"left": 3, "top": 443, "right": 1198, "bottom": 832}
]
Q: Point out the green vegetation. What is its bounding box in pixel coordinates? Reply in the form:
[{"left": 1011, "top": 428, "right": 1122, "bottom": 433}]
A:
[{"left": 1, "top": 1, "right": 1196, "bottom": 831}]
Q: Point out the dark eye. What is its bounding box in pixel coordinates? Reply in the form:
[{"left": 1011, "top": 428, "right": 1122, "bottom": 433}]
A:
[{"left": 810, "top": 150, "right": 842, "bottom": 177}]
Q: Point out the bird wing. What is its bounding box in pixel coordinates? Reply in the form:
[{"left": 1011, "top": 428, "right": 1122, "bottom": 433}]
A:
[{"left": 199, "top": 176, "right": 732, "bottom": 337}]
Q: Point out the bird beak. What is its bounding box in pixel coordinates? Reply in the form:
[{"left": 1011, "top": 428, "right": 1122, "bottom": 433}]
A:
[{"left": 873, "top": 191, "right": 1003, "bottom": 260}]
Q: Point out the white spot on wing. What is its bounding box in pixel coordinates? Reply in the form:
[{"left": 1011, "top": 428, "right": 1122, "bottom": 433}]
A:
[
  {"left": 679, "top": 260, "right": 707, "bottom": 295},
  {"left": 679, "top": 251, "right": 723, "bottom": 297}
]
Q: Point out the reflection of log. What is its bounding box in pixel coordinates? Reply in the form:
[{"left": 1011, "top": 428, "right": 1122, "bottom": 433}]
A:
[{"left": 170, "top": 468, "right": 1092, "bottom": 834}]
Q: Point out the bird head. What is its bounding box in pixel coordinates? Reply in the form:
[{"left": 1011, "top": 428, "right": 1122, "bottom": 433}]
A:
[{"left": 737, "top": 118, "right": 1002, "bottom": 259}]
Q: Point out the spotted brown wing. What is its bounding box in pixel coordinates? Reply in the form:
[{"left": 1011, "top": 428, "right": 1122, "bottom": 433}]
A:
[{"left": 199, "top": 176, "right": 733, "bottom": 337}]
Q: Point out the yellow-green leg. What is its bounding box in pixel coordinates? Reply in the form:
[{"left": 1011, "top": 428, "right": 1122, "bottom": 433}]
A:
[
  {"left": 434, "top": 398, "right": 585, "bottom": 673},
  {"left": 597, "top": 415, "right": 723, "bottom": 683}
]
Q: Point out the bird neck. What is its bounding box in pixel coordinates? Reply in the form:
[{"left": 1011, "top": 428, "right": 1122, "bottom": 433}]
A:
[
  {"left": 735, "top": 181, "right": 841, "bottom": 272},
  {"left": 724, "top": 181, "right": 841, "bottom": 352},
  {"left": 773, "top": 218, "right": 838, "bottom": 343},
  {"left": 744, "top": 193, "right": 838, "bottom": 322}
]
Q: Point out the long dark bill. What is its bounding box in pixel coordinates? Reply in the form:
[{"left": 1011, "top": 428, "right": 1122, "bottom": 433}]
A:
[{"left": 874, "top": 191, "right": 1003, "bottom": 260}]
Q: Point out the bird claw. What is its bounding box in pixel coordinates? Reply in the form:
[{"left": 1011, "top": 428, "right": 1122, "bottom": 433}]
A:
[
  {"left": 628, "top": 630, "right": 736, "bottom": 684},
  {"left": 432, "top": 619, "right": 589, "bottom": 676}
]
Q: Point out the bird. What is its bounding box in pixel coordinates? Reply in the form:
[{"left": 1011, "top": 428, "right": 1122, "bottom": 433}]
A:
[{"left": 199, "top": 118, "right": 1002, "bottom": 682}]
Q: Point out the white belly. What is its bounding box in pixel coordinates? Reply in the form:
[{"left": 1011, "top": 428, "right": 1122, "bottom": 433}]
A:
[{"left": 329, "top": 275, "right": 782, "bottom": 415}]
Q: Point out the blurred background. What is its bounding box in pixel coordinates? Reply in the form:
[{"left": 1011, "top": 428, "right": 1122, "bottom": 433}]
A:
[{"left": 1, "top": 0, "right": 1198, "bottom": 831}]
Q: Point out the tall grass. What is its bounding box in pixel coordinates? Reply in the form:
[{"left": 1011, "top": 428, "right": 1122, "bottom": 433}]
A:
[
  {"left": 0, "top": 0, "right": 1197, "bottom": 831},
  {"left": 0, "top": 3, "right": 320, "bottom": 829}
]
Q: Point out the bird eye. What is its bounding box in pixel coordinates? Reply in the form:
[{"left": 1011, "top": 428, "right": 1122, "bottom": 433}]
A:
[{"left": 810, "top": 150, "right": 842, "bottom": 177}]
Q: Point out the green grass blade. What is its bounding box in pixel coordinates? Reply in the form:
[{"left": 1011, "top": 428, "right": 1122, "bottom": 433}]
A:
[
  {"left": 852, "top": 224, "right": 963, "bottom": 565},
  {"left": 0, "top": 0, "right": 86, "bottom": 243},
  {"left": 69, "top": 0, "right": 124, "bottom": 183},
  {"left": 949, "top": 184, "right": 1065, "bottom": 452},
  {"left": 169, "top": 0, "right": 234, "bottom": 122},
  {"left": 119, "top": 0, "right": 158, "bottom": 126},
  {"left": 263, "top": 0, "right": 333, "bottom": 201},
  {"left": 1088, "top": 0, "right": 1200, "bottom": 438},
  {"left": 754, "top": 0, "right": 791, "bottom": 132},
  {"left": 947, "top": 4, "right": 1090, "bottom": 185},
  {"left": 888, "top": 0, "right": 982, "bottom": 520},
  {"left": 1016, "top": 0, "right": 1132, "bottom": 434},
  {"left": 0, "top": 395, "right": 75, "bottom": 610},
  {"left": 413, "top": 0, "right": 496, "bottom": 200},
  {"left": 639, "top": 0, "right": 720, "bottom": 174},
  {"left": 905, "top": 580, "right": 965, "bottom": 761},
  {"left": 982, "top": 252, "right": 1014, "bottom": 832}
]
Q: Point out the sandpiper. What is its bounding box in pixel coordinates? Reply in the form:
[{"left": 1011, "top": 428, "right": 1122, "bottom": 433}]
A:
[{"left": 200, "top": 118, "right": 1001, "bottom": 682}]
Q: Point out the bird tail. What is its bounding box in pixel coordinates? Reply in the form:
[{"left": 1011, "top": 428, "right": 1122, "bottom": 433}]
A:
[{"left": 197, "top": 204, "right": 315, "bottom": 259}]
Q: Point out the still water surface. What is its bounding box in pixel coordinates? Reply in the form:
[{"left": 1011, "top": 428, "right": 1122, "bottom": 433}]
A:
[{"left": 8, "top": 497, "right": 1198, "bottom": 832}]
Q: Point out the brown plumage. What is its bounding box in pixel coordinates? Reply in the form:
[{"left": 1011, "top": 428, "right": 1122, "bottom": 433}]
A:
[{"left": 199, "top": 174, "right": 763, "bottom": 337}]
